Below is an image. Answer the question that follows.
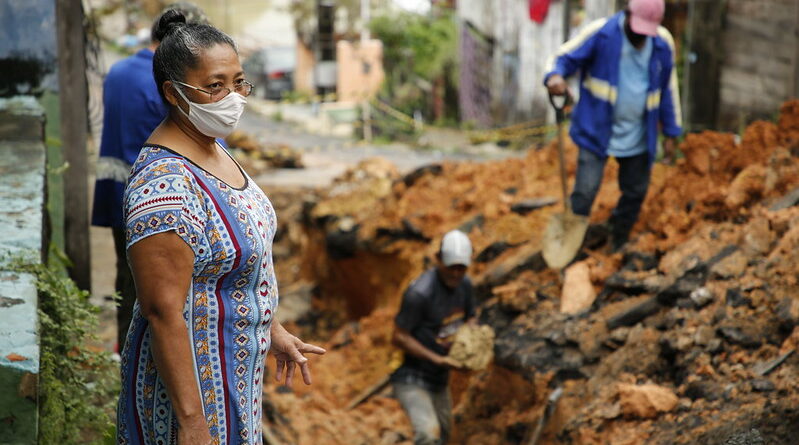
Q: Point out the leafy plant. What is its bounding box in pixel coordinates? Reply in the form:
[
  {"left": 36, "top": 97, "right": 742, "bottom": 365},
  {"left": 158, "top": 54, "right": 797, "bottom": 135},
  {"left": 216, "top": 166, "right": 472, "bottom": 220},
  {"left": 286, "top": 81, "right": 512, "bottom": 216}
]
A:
[
  {"left": 12, "top": 257, "right": 119, "bottom": 444},
  {"left": 370, "top": 9, "right": 459, "bottom": 125}
]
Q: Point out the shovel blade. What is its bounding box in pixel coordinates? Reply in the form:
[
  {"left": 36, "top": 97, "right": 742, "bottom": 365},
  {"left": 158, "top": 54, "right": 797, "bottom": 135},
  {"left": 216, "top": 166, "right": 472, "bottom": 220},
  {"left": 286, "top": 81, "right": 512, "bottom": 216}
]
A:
[{"left": 542, "top": 211, "right": 589, "bottom": 269}]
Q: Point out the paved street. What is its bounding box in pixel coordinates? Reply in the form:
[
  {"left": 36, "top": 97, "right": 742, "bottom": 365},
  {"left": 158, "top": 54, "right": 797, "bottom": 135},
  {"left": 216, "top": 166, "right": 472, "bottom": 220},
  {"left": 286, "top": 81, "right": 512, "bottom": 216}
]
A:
[{"left": 238, "top": 103, "right": 517, "bottom": 187}]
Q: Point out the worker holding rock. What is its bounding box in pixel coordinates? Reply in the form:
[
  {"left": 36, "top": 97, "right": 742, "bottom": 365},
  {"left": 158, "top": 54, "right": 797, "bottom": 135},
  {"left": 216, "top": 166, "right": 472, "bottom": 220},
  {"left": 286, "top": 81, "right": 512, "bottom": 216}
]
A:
[
  {"left": 544, "top": 0, "right": 683, "bottom": 251},
  {"left": 391, "top": 230, "right": 477, "bottom": 445}
]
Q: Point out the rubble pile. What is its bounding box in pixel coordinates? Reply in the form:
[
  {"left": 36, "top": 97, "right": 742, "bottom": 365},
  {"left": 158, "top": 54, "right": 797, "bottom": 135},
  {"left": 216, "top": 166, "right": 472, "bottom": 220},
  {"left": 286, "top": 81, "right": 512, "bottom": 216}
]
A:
[
  {"left": 259, "top": 101, "right": 799, "bottom": 444},
  {"left": 226, "top": 129, "right": 304, "bottom": 173}
]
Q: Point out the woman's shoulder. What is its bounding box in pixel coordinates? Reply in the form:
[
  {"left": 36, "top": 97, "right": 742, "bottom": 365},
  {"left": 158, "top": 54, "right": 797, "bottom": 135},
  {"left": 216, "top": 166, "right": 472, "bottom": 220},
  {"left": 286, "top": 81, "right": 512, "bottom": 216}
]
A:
[{"left": 129, "top": 144, "right": 192, "bottom": 186}]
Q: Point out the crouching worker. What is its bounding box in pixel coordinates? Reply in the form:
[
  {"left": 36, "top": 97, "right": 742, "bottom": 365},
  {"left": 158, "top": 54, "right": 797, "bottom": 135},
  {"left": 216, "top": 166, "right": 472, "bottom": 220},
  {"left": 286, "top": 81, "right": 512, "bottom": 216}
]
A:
[{"left": 391, "top": 230, "right": 477, "bottom": 445}]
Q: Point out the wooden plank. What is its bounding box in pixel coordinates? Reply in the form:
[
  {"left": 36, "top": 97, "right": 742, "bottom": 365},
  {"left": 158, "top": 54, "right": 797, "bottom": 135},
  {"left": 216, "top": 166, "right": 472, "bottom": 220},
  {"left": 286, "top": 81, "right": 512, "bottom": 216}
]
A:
[{"left": 56, "top": 0, "right": 91, "bottom": 291}]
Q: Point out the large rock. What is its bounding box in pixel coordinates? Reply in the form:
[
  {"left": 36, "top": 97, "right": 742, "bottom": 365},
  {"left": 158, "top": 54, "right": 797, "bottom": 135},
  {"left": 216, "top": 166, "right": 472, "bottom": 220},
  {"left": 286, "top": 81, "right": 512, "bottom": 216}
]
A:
[
  {"left": 617, "top": 383, "right": 678, "bottom": 419},
  {"left": 448, "top": 324, "right": 495, "bottom": 371},
  {"left": 725, "top": 164, "right": 767, "bottom": 209},
  {"left": 710, "top": 250, "right": 748, "bottom": 279},
  {"left": 561, "top": 261, "right": 596, "bottom": 315}
]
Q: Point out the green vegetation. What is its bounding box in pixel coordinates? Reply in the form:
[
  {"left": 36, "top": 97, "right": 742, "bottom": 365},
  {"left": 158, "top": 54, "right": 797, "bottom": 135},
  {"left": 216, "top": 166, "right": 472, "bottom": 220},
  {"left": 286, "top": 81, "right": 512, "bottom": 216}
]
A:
[
  {"left": 370, "top": 9, "right": 459, "bottom": 126},
  {"left": 13, "top": 255, "right": 119, "bottom": 444}
]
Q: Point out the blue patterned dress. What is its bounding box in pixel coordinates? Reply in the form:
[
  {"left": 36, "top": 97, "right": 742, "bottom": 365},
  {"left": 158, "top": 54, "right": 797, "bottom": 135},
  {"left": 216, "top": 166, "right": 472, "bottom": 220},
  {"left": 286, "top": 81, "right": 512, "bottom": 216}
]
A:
[{"left": 117, "top": 144, "right": 278, "bottom": 445}]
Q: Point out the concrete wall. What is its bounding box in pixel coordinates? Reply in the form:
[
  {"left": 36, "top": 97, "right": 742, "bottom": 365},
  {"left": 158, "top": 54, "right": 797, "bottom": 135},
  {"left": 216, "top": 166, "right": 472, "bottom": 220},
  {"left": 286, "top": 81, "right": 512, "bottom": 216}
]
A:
[
  {"left": 336, "top": 39, "right": 385, "bottom": 103},
  {"left": 457, "top": 0, "right": 615, "bottom": 125},
  {"left": 718, "top": 0, "right": 799, "bottom": 128},
  {"left": 0, "top": 96, "right": 47, "bottom": 444}
]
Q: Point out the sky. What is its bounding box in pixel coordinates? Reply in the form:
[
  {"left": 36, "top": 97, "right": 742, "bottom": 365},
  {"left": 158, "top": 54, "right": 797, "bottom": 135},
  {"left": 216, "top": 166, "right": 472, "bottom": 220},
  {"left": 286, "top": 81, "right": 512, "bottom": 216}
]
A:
[{"left": 392, "top": 0, "right": 431, "bottom": 14}]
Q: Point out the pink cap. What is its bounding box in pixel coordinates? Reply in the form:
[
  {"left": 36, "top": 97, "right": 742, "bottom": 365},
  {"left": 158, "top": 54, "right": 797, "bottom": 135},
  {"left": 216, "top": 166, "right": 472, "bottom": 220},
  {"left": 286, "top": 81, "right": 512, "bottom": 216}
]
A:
[{"left": 629, "top": 0, "right": 665, "bottom": 36}]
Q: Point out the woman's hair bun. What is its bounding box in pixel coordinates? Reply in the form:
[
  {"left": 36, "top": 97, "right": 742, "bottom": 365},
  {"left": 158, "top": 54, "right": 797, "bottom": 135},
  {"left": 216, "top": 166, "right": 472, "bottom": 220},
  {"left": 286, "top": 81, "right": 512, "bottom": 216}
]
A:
[{"left": 155, "top": 9, "right": 187, "bottom": 41}]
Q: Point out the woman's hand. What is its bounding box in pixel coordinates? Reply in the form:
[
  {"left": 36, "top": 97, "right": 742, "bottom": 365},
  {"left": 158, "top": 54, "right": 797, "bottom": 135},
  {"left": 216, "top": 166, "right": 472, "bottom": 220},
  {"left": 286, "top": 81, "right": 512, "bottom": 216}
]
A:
[
  {"left": 270, "top": 320, "right": 326, "bottom": 387},
  {"left": 177, "top": 414, "right": 212, "bottom": 445}
]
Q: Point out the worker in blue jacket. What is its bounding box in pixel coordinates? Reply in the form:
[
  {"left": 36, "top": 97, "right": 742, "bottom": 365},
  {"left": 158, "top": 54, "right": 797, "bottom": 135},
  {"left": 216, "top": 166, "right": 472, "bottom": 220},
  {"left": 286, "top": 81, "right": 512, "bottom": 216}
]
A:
[{"left": 544, "top": 0, "right": 682, "bottom": 251}]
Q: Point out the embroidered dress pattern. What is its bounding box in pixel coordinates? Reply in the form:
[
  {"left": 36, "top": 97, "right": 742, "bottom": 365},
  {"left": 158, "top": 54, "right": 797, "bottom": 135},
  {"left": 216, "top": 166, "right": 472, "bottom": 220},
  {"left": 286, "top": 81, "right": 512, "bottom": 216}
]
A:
[{"left": 117, "top": 145, "right": 278, "bottom": 445}]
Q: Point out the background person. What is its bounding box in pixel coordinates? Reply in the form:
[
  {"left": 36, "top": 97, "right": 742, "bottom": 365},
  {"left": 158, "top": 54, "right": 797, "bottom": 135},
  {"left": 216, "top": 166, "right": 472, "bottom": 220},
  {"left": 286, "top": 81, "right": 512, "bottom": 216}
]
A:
[
  {"left": 391, "top": 230, "right": 476, "bottom": 445},
  {"left": 544, "top": 0, "right": 682, "bottom": 251},
  {"left": 91, "top": 2, "right": 210, "bottom": 353}
]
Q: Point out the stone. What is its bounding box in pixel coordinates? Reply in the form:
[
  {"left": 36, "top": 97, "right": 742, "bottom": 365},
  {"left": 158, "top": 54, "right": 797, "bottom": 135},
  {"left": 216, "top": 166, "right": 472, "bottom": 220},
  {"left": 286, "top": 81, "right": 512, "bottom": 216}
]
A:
[
  {"left": 776, "top": 297, "right": 799, "bottom": 329},
  {"left": 621, "top": 252, "right": 659, "bottom": 272},
  {"left": 0, "top": 96, "right": 45, "bottom": 141},
  {"left": 725, "top": 164, "right": 766, "bottom": 209},
  {"left": 722, "top": 429, "right": 765, "bottom": 445},
  {"left": 561, "top": 262, "right": 596, "bottom": 315},
  {"left": 448, "top": 324, "right": 495, "bottom": 371},
  {"left": 475, "top": 241, "right": 514, "bottom": 263},
  {"left": 752, "top": 350, "right": 794, "bottom": 376},
  {"left": 768, "top": 186, "right": 799, "bottom": 211},
  {"left": 576, "top": 322, "right": 608, "bottom": 362},
  {"left": 694, "top": 325, "right": 716, "bottom": 347},
  {"left": 690, "top": 287, "right": 714, "bottom": 308},
  {"left": 725, "top": 288, "right": 752, "bottom": 308},
  {"left": 402, "top": 163, "right": 442, "bottom": 187},
  {"left": 750, "top": 378, "right": 775, "bottom": 392},
  {"left": 684, "top": 380, "right": 722, "bottom": 401},
  {"left": 605, "top": 270, "right": 666, "bottom": 295},
  {"left": 707, "top": 339, "right": 724, "bottom": 354},
  {"left": 717, "top": 326, "right": 762, "bottom": 349},
  {"left": 608, "top": 327, "right": 631, "bottom": 346},
  {"left": 476, "top": 243, "right": 545, "bottom": 293},
  {"left": 509, "top": 197, "right": 557, "bottom": 215},
  {"left": 617, "top": 383, "right": 678, "bottom": 419},
  {"left": 606, "top": 296, "right": 661, "bottom": 330},
  {"left": 710, "top": 250, "right": 748, "bottom": 279},
  {"left": 741, "top": 217, "right": 774, "bottom": 256}
]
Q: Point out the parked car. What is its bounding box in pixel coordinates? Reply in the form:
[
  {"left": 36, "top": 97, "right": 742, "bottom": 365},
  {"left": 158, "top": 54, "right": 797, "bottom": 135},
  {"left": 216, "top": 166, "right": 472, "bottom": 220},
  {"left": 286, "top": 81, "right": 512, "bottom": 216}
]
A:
[{"left": 243, "top": 46, "right": 296, "bottom": 101}]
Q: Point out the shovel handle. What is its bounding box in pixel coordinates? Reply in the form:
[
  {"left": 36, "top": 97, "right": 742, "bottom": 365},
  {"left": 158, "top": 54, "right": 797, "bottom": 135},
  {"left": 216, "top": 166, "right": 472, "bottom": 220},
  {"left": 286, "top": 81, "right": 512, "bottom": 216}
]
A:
[{"left": 548, "top": 91, "right": 572, "bottom": 124}]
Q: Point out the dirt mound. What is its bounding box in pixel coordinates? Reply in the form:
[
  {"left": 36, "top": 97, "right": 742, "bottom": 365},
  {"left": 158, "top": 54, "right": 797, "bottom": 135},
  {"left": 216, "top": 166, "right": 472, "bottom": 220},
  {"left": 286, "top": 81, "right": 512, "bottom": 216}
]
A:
[{"left": 259, "top": 100, "right": 799, "bottom": 444}]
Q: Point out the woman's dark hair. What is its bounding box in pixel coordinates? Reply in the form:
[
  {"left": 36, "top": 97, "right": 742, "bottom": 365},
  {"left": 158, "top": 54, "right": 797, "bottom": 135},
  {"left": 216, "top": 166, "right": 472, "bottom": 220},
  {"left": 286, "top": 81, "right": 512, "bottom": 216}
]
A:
[{"left": 152, "top": 9, "right": 237, "bottom": 101}]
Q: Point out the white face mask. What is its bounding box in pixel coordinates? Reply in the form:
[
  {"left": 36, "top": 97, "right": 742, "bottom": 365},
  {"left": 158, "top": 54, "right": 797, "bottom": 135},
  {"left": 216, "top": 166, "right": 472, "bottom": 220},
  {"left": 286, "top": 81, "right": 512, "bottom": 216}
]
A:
[{"left": 174, "top": 84, "right": 247, "bottom": 138}]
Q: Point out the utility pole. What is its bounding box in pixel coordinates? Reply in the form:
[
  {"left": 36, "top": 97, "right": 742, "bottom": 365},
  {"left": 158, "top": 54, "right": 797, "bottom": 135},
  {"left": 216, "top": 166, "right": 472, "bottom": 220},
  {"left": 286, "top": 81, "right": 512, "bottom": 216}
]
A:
[
  {"left": 56, "top": 0, "right": 91, "bottom": 291},
  {"left": 361, "top": 0, "right": 373, "bottom": 142}
]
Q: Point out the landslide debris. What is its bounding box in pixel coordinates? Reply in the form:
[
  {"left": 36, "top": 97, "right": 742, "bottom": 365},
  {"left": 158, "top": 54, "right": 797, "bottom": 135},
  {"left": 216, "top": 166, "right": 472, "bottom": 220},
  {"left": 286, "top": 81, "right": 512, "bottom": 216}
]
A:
[
  {"left": 449, "top": 324, "right": 495, "bottom": 371},
  {"left": 257, "top": 101, "right": 799, "bottom": 445}
]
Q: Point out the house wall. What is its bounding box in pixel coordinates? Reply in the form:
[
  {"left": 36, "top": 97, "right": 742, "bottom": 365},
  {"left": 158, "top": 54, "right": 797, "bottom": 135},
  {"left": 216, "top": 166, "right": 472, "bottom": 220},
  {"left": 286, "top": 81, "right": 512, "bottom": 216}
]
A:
[
  {"left": 336, "top": 39, "right": 385, "bottom": 103},
  {"left": 457, "top": 0, "right": 615, "bottom": 125},
  {"left": 718, "top": 0, "right": 799, "bottom": 128}
]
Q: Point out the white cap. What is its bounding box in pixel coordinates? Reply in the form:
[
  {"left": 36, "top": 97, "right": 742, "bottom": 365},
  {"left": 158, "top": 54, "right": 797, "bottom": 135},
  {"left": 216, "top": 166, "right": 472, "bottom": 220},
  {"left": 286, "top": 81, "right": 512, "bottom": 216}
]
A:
[{"left": 440, "top": 230, "right": 472, "bottom": 267}]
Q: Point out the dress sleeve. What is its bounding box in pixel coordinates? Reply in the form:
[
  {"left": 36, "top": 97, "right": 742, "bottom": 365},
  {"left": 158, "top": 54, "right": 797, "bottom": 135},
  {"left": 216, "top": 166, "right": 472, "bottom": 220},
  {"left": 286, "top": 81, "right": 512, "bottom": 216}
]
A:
[{"left": 124, "top": 158, "right": 207, "bottom": 257}]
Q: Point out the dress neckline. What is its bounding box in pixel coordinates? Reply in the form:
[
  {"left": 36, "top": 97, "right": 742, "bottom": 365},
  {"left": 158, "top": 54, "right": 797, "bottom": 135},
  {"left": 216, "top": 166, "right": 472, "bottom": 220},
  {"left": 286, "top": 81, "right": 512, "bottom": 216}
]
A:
[{"left": 143, "top": 142, "right": 249, "bottom": 191}]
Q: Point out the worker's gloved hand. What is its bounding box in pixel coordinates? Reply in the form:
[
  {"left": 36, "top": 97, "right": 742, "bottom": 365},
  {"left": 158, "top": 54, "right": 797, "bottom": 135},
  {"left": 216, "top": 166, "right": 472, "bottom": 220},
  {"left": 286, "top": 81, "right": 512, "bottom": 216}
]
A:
[
  {"left": 662, "top": 137, "right": 677, "bottom": 165},
  {"left": 546, "top": 74, "right": 569, "bottom": 96}
]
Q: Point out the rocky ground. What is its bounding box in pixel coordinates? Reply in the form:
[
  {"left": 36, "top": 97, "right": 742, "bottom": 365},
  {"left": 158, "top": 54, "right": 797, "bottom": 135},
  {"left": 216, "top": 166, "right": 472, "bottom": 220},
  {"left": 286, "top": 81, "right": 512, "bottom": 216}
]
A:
[{"left": 253, "top": 100, "right": 799, "bottom": 445}]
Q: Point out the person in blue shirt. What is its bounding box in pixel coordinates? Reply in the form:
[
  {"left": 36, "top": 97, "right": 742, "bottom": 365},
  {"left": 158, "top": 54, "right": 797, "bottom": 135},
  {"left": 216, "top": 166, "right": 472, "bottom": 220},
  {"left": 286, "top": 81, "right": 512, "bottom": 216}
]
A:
[
  {"left": 91, "top": 3, "right": 209, "bottom": 352},
  {"left": 544, "top": 0, "right": 682, "bottom": 251}
]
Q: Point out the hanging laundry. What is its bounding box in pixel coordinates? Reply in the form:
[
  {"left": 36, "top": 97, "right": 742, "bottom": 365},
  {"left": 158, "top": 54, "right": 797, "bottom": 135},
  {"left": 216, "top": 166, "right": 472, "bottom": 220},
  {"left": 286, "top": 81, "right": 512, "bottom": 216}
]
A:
[{"left": 529, "top": 0, "right": 552, "bottom": 23}]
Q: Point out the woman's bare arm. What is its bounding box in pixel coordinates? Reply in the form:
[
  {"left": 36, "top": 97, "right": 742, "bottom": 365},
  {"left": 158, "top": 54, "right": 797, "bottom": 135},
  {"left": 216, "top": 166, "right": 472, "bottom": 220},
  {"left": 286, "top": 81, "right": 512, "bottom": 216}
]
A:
[{"left": 128, "top": 231, "right": 211, "bottom": 444}]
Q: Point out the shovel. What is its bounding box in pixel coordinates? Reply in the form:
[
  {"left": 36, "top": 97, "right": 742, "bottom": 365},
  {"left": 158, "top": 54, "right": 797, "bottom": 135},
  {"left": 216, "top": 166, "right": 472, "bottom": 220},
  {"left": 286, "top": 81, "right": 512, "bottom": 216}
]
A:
[{"left": 542, "top": 92, "right": 588, "bottom": 269}]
